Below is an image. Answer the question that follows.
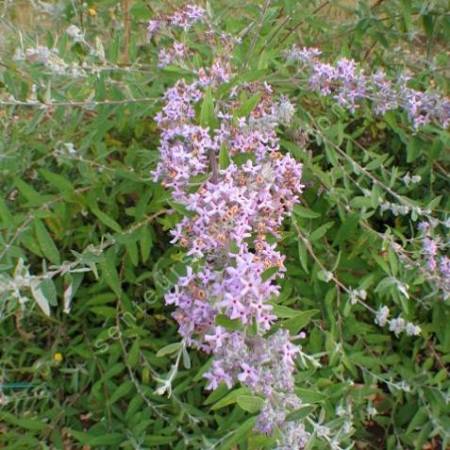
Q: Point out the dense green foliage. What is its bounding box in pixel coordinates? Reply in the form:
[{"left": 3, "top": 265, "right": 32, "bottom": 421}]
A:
[{"left": 0, "top": 1, "right": 449, "bottom": 449}]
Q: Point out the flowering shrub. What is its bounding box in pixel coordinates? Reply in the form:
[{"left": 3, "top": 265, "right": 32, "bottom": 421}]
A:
[
  {"left": 0, "top": 1, "right": 449, "bottom": 449},
  {"left": 153, "top": 43, "right": 308, "bottom": 443}
]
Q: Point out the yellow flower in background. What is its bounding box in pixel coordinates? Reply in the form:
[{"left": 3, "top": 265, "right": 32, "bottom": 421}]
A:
[
  {"left": 53, "top": 352, "right": 63, "bottom": 362},
  {"left": 88, "top": 8, "right": 97, "bottom": 17}
]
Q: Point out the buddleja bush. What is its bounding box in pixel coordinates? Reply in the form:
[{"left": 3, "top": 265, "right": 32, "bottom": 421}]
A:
[{"left": 0, "top": 1, "right": 449, "bottom": 449}]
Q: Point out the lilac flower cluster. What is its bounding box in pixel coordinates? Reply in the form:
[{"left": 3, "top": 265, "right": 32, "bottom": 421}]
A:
[
  {"left": 14, "top": 46, "right": 85, "bottom": 77},
  {"left": 374, "top": 306, "right": 421, "bottom": 337},
  {"left": 287, "top": 46, "right": 450, "bottom": 129},
  {"left": 418, "top": 221, "right": 450, "bottom": 298},
  {"left": 158, "top": 42, "right": 189, "bottom": 68},
  {"left": 148, "top": 3, "right": 235, "bottom": 92},
  {"left": 205, "top": 328, "right": 299, "bottom": 394},
  {"left": 147, "top": 4, "right": 206, "bottom": 39},
  {"left": 198, "top": 58, "right": 233, "bottom": 87},
  {"left": 153, "top": 58, "right": 309, "bottom": 443}
]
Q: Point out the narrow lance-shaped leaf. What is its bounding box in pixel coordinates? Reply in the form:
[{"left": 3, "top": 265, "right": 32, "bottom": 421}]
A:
[
  {"left": 200, "top": 88, "right": 218, "bottom": 129},
  {"left": 34, "top": 219, "right": 61, "bottom": 265},
  {"left": 30, "top": 280, "right": 51, "bottom": 316},
  {"left": 99, "top": 250, "right": 122, "bottom": 297}
]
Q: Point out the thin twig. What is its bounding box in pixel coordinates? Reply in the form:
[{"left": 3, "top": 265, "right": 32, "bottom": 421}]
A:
[
  {"left": 122, "top": 0, "right": 131, "bottom": 64},
  {"left": 209, "top": 149, "right": 219, "bottom": 184},
  {"left": 277, "top": 1, "right": 330, "bottom": 47},
  {"left": 0, "top": 98, "right": 157, "bottom": 108}
]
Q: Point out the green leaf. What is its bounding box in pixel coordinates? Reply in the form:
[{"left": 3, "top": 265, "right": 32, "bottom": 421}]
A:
[
  {"left": 429, "top": 139, "right": 443, "bottom": 160},
  {"left": 218, "top": 417, "right": 257, "bottom": 450},
  {"left": 211, "top": 387, "right": 251, "bottom": 410},
  {"left": 271, "top": 304, "right": 303, "bottom": 319},
  {"left": 139, "top": 226, "right": 153, "bottom": 262},
  {"left": 407, "top": 136, "right": 423, "bottom": 163},
  {"left": 310, "top": 222, "right": 334, "bottom": 241},
  {"left": 102, "top": 363, "right": 125, "bottom": 381},
  {"left": 235, "top": 93, "right": 261, "bottom": 118},
  {"left": 324, "top": 145, "right": 338, "bottom": 165},
  {"left": 128, "top": 340, "right": 140, "bottom": 367},
  {"left": 281, "top": 139, "right": 304, "bottom": 160},
  {"left": 236, "top": 395, "right": 264, "bottom": 413},
  {"left": 99, "top": 250, "right": 122, "bottom": 297},
  {"left": 90, "top": 206, "right": 122, "bottom": 233},
  {"left": 219, "top": 144, "right": 231, "bottom": 170},
  {"left": 30, "top": 281, "right": 51, "bottom": 316},
  {"left": 89, "top": 306, "right": 117, "bottom": 318},
  {"left": 194, "top": 357, "right": 213, "bottom": 382},
  {"left": 204, "top": 383, "right": 229, "bottom": 405},
  {"left": 0, "top": 197, "right": 13, "bottom": 226},
  {"left": 67, "top": 430, "right": 91, "bottom": 445},
  {"left": 422, "top": 14, "right": 434, "bottom": 38},
  {"left": 286, "top": 405, "right": 316, "bottom": 421},
  {"left": 39, "top": 278, "right": 57, "bottom": 306},
  {"left": 282, "top": 309, "right": 319, "bottom": 334},
  {"left": 88, "top": 433, "right": 124, "bottom": 446},
  {"left": 365, "top": 157, "right": 385, "bottom": 171},
  {"left": 0, "top": 412, "right": 46, "bottom": 431},
  {"left": 34, "top": 219, "right": 61, "bottom": 265},
  {"left": 333, "top": 214, "right": 359, "bottom": 245},
  {"left": 200, "top": 88, "right": 217, "bottom": 129},
  {"left": 182, "top": 345, "right": 191, "bottom": 369},
  {"left": 295, "top": 388, "right": 327, "bottom": 403},
  {"left": 215, "top": 314, "right": 242, "bottom": 331},
  {"left": 109, "top": 380, "right": 133, "bottom": 405},
  {"left": 130, "top": 2, "right": 151, "bottom": 20},
  {"left": 261, "top": 266, "right": 279, "bottom": 281},
  {"left": 143, "top": 436, "right": 177, "bottom": 445},
  {"left": 297, "top": 241, "right": 309, "bottom": 273},
  {"left": 293, "top": 205, "right": 321, "bottom": 219},
  {"left": 156, "top": 342, "right": 181, "bottom": 357},
  {"left": 406, "top": 407, "right": 428, "bottom": 434},
  {"left": 126, "top": 240, "right": 139, "bottom": 266},
  {"left": 15, "top": 178, "right": 48, "bottom": 205},
  {"left": 248, "top": 434, "right": 276, "bottom": 449},
  {"left": 39, "top": 169, "right": 75, "bottom": 197},
  {"left": 350, "top": 196, "right": 374, "bottom": 209}
]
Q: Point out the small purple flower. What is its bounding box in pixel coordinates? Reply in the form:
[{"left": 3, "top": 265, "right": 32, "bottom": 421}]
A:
[
  {"left": 204, "top": 361, "right": 233, "bottom": 390},
  {"left": 423, "top": 237, "right": 438, "bottom": 271},
  {"left": 147, "top": 20, "right": 160, "bottom": 39},
  {"left": 440, "top": 256, "right": 450, "bottom": 281},
  {"left": 169, "top": 4, "right": 206, "bottom": 30},
  {"left": 237, "top": 363, "right": 259, "bottom": 387}
]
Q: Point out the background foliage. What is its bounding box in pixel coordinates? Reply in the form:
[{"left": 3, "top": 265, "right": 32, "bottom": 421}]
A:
[{"left": 0, "top": 1, "right": 449, "bottom": 449}]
